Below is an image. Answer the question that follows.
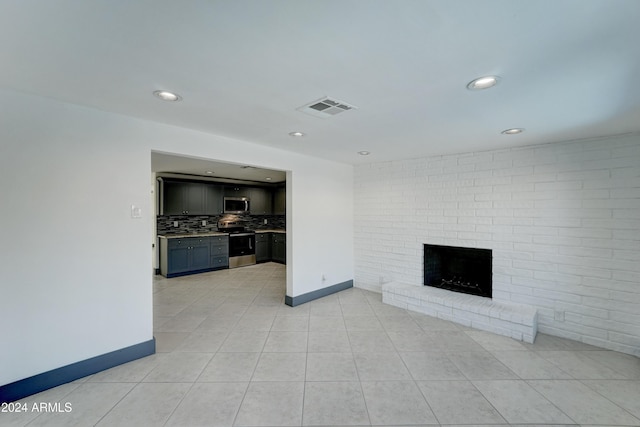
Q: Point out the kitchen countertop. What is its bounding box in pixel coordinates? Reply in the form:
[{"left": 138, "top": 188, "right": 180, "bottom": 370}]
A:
[
  {"left": 158, "top": 232, "right": 229, "bottom": 239},
  {"left": 158, "top": 229, "right": 285, "bottom": 239}
]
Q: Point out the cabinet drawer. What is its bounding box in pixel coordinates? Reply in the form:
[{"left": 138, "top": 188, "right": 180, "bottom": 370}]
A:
[
  {"left": 255, "top": 233, "right": 270, "bottom": 242},
  {"left": 168, "top": 237, "right": 210, "bottom": 248},
  {"left": 211, "top": 244, "right": 229, "bottom": 256},
  {"left": 167, "top": 238, "right": 188, "bottom": 248},
  {"left": 211, "top": 256, "right": 229, "bottom": 268}
]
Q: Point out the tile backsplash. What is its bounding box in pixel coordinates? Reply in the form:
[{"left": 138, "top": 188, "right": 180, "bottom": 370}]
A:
[{"left": 157, "top": 214, "right": 285, "bottom": 235}]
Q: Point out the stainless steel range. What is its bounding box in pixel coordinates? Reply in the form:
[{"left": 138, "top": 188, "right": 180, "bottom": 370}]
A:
[{"left": 218, "top": 220, "right": 256, "bottom": 268}]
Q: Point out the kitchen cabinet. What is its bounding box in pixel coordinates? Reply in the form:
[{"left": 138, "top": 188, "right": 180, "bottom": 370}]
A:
[
  {"left": 249, "top": 187, "right": 273, "bottom": 215},
  {"left": 159, "top": 235, "right": 229, "bottom": 277},
  {"left": 271, "top": 233, "right": 286, "bottom": 264},
  {"left": 224, "top": 185, "right": 250, "bottom": 198},
  {"left": 205, "top": 184, "right": 224, "bottom": 215},
  {"left": 161, "top": 178, "right": 285, "bottom": 216},
  {"left": 210, "top": 235, "right": 229, "bottom": 269},
  {"left": 255, "top": 232, "right": 271, "bottom": 262},
  {"left": 162, "top": 180, "right": 206, "bottom": 215},
  {"left": 273, "top": 185, "right": 286, "bottom": 215}
]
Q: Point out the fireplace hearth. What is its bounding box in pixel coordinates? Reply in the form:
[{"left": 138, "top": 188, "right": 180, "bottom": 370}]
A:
[{"left": 424, "top": 244, "right": 492, "bottom": 298}]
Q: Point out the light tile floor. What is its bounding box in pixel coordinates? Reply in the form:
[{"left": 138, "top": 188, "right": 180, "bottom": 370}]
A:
[{"left": 4, "top": 262, "right": 640, "bottom": 426}]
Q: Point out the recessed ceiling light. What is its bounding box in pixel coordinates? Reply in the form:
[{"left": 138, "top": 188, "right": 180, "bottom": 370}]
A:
[
  {"left": 205, "top": 171, "right": 214, "bottom": 174},
  {"left": 501, "top": 128, "right": 525, "bottom": 135},
  {"left": 265, "top": 177, "right": 272, "bottom": 181},
  {"left": 358, "top": 151, "right": 370, "bottom": 156},
  {"left": 288, "top": 131, "right": 305, "bottom": 137},
  {"left": 153, "top": 90, "right": 182, "bottom": 101},
  {"left": 467, "top": 75, "right": 500, "bottom": 90}
]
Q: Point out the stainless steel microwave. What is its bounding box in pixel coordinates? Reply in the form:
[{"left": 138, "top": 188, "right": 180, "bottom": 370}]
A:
[{"left": 224, "top": 197, "right": 250, "bottom": 214}]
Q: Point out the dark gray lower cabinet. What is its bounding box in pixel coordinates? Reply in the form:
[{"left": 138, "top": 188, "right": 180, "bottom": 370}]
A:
[
  {"left": 160, "top": 235, "right": 229, "bottom": 277},
  {"left": 255, "top": 232, "right": 286, "bottom": 264},
  {"left": 256, "top": 233, "right": 271, "bottom": 263},
  {"left": 272, "top": 234, "right": 286, "bottom": 264},
  {"left": 210, "top": 235, "right": 229, "bottom": 270}
]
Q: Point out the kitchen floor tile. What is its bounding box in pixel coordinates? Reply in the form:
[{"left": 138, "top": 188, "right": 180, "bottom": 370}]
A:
[
  {"left": 353, "top": 352, "right": 412, "bottom": 381},
  {"left": 198, "top": 352, "right": 260, "bottom": 382},
  {"left": 400, "top": 351, "right": 466, "bottom": 380},
  {"left": 581, "top": 379, "right": 640, "bottom": 418},
  {"left": 447, "top": 350, "right": 519, "bottom": 380},
  {"left": 95, "top": 382, "right": 191, "bottom": 427},
  {"left": 165, "top": 382, "right": 247, "bottom": 427},
  {"left": 537, "top": 350, "right": 629, "bottom": 379},
  {"left": 251, "top": 352, "right": 306, "bottom": 381},
  {"left": 491, "top": 350, "right": 573, "bottom": 380},
  {"left": 153, "top": 332, "right": 189, "bottom": 352},
  {"left": 218, "top": 330, "right": 268, "bottom": 352},
  {"left": 142, "top": 352, "right": 212, "bottom": 383},
  {"left": 174, "top": 330, "right": 229, "bottom": 352},
  {"left": 305, "top": 352, "right": 359, "bottom": 381},
  {"left": 387, "top": 330, "right": 435, "bottom": 351},
  {"left": 347, "top": 330, "right": 395, "bottom": 352},
  {"left": 472, "top": 380, "right": 573, "bottom": 424},
  {"left": 27, "top": 383, "right": 135, "bottom": 427},
  {"left": 308, "top": 330, "right": 351, "bottom": 352},
  {"left": 302, "top": 381, "right": 370, "bottom": 426},
  {"left": 309, "top": 315, "right": 346, "bottom": 331},
  {"left": 270, "top": 315, "right": 309, "bottom": 331},
  {"left": 262, "top": 330, "right": 308, "bottom": 352},
  {"left": 360, "top": 381, "right": 438, "bottom": 425},
  {"left": 581, "top": 350, "right": 640, "bottom": 379},
  {"left": 343, "top": 315, "right": 384, "bottom": 331},
  {"left": 466, "top": 330, "right": 529, "bottom": 351},
  {"left": 528, "top": 379, "right": 640, "bottom": 425},
  {"left": 417, "top": 380, "right": 507, "bottom": 425},
  {"left": 425, "top": 330, "right": 487, "bottom": 352},
  {"left": 235, "top": 381, "right": 304, "bottom": 426}
]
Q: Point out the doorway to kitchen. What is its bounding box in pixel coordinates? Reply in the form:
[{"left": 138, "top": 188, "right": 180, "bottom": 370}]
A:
[{"left": 150, "top": 151, "right": 289, "bottom": 308}]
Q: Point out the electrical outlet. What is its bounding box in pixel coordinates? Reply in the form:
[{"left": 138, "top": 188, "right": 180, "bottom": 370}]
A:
[
  {"left": 202, "top": 220, "right": 207, "bottom": 226},
  {"left": 263, "top": 219, "right": 268, "bottom": 224},
  {"left": 173, "top": 221, "right": 179, "bottom": 227}
]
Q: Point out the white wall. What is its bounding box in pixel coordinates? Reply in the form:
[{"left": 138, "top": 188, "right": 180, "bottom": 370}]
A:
[
  {"left": 0, "top": 89, "right": 354, "bottom": 386},
  {"left": 354, "top": 134, "right": 640, "bottom": 356}
]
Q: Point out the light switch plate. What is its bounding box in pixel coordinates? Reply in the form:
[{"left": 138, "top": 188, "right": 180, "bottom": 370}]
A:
[{"left": 130, "top": 205, "right": 142, "bottom": 219}]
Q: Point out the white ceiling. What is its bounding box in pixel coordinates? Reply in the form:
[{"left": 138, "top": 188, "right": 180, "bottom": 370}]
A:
[{"left": 2, "top": 0, "right": 640, "bottom": 169}]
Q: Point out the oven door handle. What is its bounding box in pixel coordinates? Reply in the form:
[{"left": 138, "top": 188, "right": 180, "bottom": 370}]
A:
[{"left": 230, "top": 232, "right": 254, "bottom": 237}]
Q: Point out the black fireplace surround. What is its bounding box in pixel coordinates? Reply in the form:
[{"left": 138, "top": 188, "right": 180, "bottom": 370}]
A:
[{"left": 424, "top": 244, "right": 492, "bottom": 298}]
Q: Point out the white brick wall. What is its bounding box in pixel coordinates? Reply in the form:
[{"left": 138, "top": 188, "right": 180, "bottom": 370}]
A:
[{"left": 354, "top": 134, "right": 640, "bottom": 356}]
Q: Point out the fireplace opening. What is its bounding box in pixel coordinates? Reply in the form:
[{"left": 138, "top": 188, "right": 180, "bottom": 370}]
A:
[{"left": 424, "top": 244, "right": 492, "bottom": 298}]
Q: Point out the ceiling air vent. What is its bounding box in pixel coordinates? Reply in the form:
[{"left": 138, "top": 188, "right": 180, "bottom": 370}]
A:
[{"left": 297, "top": 97, "right": 357, "bottom": 118}]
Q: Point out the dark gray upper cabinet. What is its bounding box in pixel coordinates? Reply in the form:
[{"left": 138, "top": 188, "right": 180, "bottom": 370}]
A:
[
  {"left": 161, "top": 178, "right": 285, "bottom": 216},
  {"left": 224, "top": 186, "right": 250, "bottom": 198},
  {"left": 163, "top": 181, "right": 206, "bottom": 215},
  {"left": 205, "top": 184, "right": 224, "bottom": 215},
  {"left": 249, "top": 187, "right": 273, "bottom": 215},
  {"left": 273, "top": 185, "right": 286, "bottom": 215}
]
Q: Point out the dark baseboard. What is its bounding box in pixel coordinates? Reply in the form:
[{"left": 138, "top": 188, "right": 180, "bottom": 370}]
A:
[
  {"left": 0, "top": 338, "right": 156, "bottom": 403},
  {"left": 285, "top": 280, "right": 353, "bottom": 307}
]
